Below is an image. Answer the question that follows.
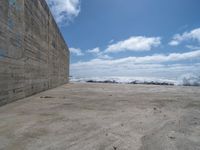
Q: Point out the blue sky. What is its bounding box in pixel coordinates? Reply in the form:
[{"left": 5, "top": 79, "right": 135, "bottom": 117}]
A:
[{"left": 47, "top": 0, "right": 200, "bottom": 79}]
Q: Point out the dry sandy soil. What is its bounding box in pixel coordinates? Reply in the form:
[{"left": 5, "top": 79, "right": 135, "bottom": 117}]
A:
[{"left": 0, "top": 83, "right": 200, "bottom": 150}]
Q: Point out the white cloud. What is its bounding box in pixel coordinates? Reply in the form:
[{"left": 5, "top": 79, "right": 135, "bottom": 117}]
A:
[
  {"left": 87, "top": 47, "right": 100, "bottom": 54},
  {"left": 169, "top": 28, "right": 200, "bottom": 46},
  {"left": 87, "top": 47, "right": 112, "bottom": 60},
  {"left": 186, "top": 45, "right": 200, "bottom": 50},
  {"left": 109, "top": 39, "right": 114, "bottom": 44},
  {"left": 46, "top": 0, "right": 81, "bottom": 24},
  {"left": 69, "top": 47, "right": 84, "bottom": 56},
  {"left": 98, "top": 54, "right": 112, "bottom": 60},
  {"left": 105, "top": 36, "right": 161, "bottom": 53},
  {"left": 72, "top": 50, "right": 200, "bottom": 66},
  {"left": 71, "top": 50, "right": 200, "bottom": 77},
  {"left": 71, "top": 62, "right": 200, "bottom": 79}
]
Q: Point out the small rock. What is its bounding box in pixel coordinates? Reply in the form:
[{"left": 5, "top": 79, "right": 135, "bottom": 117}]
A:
[
  {"left": 168, "top": 131, "right": 176, "bottom": 140},
  {"left": 40, "top": 96, "right": 54, "bottom": 98},
  {"left": 169, "top": 136, "right": 176, "bottom": 140}
]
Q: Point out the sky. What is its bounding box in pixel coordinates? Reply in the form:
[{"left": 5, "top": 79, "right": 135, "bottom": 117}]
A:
[{"left": 46, "top": 0, "right": 200, "bottom": 80}]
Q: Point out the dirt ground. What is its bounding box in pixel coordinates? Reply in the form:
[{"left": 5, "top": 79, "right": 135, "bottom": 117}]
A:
[{"left": 0, "top": 83, "right": 200, "bottom": 150}]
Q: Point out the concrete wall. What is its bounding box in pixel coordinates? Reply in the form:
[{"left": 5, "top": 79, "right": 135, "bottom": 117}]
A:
[{"left": 0, "top": 0, "right": 69, "bottom": 105}]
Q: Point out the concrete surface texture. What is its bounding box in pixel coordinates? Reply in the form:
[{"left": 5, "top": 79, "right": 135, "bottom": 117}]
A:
[
  {"left": 0, "top": 83, "right": 200, "bottom": 150},
  {"left": 0, "top": 0, "right": 69, "bottom": 105}
]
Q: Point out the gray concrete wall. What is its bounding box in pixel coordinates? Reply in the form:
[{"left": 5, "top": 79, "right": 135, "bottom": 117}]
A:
[{"left": 0, "top": 0, "right": 69, "bottom": 106}]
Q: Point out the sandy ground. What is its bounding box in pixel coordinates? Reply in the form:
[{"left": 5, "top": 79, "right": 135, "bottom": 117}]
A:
[{"left": 0, "top": 83, "right": 200, "bottom": 150}]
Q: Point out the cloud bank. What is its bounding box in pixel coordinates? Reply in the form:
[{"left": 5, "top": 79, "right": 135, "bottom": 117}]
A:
[
  {"left": 68, "top": 27, "right": 200, "bottom": 79},
  {"left": 46, "top": 0, "right": 81, "bottom": 24},
  {"left": 71, "top": 50, "right": 200, "bottom": 78},
  {"left": 74, "top": 50, "right": 200, "bottom": 65}
]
